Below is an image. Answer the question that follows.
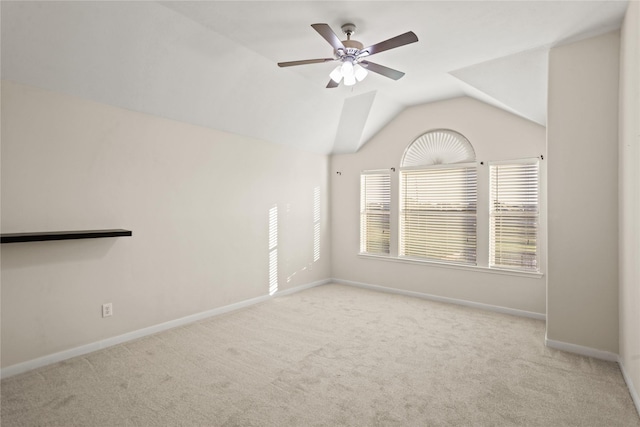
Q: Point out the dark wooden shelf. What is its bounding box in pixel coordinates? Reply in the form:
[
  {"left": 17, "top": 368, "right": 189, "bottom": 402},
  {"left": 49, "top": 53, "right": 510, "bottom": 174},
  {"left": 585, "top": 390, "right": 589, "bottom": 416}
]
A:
[{"left": 1, "top": 229, "right": 132, "bottom": 244}]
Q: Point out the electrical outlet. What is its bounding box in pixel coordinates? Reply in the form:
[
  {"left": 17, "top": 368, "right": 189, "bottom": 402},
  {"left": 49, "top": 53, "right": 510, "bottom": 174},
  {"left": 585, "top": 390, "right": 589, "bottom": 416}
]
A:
[{"left": 102, "top": 303, "right": 113, "bottom": 318}]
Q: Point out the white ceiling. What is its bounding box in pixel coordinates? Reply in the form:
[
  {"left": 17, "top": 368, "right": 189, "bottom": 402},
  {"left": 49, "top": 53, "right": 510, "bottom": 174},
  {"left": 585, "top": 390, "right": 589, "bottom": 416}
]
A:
[{"left": 1, "top": 1, "right": 629, "bottom": 154}]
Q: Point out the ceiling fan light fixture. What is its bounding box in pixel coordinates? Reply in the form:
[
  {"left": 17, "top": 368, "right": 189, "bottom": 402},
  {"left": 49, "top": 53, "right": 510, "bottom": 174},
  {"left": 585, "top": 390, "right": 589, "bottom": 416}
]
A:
[
  {"left": 343, "top": 73, "right": 356, "bottom": 86},
  {"left": 329, "top": 60, "right": 366, "bottom": 86}
]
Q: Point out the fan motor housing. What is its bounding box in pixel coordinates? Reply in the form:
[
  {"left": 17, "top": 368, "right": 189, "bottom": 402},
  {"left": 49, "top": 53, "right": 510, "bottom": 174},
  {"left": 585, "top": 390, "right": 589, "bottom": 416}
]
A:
[{"left": 343, "top": 40, "right": 363, "bottom": 51}]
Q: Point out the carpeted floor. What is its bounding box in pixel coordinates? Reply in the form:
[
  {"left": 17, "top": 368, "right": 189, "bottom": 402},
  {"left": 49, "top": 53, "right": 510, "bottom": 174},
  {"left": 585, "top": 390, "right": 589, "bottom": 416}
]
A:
[{"left": 1, "top": 283, "right": 639, "bottom": 426}]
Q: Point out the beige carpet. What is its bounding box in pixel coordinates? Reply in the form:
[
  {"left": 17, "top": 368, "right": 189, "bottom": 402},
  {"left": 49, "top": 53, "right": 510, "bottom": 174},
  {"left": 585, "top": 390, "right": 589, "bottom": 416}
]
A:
[{"left": 1, "top": 283, "right": 639, "bottom": 426}]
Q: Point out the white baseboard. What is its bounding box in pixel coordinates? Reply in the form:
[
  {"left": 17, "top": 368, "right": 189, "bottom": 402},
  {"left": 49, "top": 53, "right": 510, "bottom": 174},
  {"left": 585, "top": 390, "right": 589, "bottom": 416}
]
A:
[
  {"left": 276, "top": 278, "right": 329, "bottom": 297},
  {"left": 618, "top": 356, "right": 640, "bottom": 418},
  {"left": 332, "top": 278, "right": 546, "bottom": 320},
  {"left": 544, "top": 336, "right": 619, "bottom": 362},
  {"left": 0, "top": 278, "right": 330, "bottom": 379}
]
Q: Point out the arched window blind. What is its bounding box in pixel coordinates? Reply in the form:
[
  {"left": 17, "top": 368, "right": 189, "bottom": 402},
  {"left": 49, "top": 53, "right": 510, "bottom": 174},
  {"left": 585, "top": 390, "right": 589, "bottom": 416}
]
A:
[{"left": 401, "top": 129, "right": 475, "bottom": 167}]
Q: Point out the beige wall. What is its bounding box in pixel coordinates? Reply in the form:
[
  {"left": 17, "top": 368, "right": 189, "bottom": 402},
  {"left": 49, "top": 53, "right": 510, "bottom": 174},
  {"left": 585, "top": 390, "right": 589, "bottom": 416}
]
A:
[
  {"left": 331, "top": 97, "right": 547, "bottom": 315},
  {"left": 1, "top": 81, "right": 331, "bottom": 367},
  {"left": 547, "top": 31, "right": 620, "bottom": 353},
  {"left": 619, "top": 0, "right": 640, "bottom": 406}
]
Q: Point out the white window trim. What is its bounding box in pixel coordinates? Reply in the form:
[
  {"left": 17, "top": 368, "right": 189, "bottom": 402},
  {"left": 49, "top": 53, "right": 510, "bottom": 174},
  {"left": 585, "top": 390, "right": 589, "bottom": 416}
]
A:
[
  {"left": 357, "top": 252, "right": 544, "bottom": 278},
  {"left": 488, "top": 157, "right": 540, "bottom": 166},
  {"left": 399, "top": 161, "right": 477, "bottom": 172}
]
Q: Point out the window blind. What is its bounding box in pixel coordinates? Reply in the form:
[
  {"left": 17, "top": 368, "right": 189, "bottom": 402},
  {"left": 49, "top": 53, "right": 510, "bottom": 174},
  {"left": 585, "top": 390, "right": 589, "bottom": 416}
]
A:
[
  {"left": 490, "top": 161, "right": 539, "bottom": 271},
  {"left": 360, "top": 172, "right": 391, "bottom": 254},
  {"left": 400, "top": 166, "right": 477, "bottom": 264}
]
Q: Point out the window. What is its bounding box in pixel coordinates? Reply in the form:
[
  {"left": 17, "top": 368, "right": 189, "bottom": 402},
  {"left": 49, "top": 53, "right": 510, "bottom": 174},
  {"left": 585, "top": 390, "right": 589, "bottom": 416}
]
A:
[
  {"left": 357, "top": 129, "right": 543, "bottom": 276},
  {"left": 398, "top": 130, "right": 477, "bottom": 265},
  {"left": 400, "top": 165, "right": 477, "bottom": 264},
  {"left": 360, "top": 172, "right": 391, "bottom": 255},
  {"left": 490, "top": 161, "right": 539, "bottom": 271}
]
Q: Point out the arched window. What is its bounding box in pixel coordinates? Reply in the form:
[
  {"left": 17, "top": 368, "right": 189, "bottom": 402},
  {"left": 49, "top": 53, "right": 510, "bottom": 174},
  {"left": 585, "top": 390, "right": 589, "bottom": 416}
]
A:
[{"left": 399, "top": 130, "right": 477, "bottom": 264}]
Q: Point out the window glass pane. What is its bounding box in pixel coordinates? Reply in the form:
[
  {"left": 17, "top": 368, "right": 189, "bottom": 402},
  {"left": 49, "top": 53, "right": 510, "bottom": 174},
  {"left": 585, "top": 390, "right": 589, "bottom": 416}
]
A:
[
  {"left": 360, "top": 173, "right": 391, "bottom": 254},
  {"left": 490, "top": 162, "right": 539, "bottom": 271},
  {"left": 400, "top": 166, "right": 477, "bottom": 264}
]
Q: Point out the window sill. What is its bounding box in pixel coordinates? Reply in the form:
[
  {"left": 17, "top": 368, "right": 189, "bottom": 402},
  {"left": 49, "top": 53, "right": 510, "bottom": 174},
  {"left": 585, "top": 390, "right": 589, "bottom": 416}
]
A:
[{"left": 357, "top": 253, "right": 544, "bottom": 279}]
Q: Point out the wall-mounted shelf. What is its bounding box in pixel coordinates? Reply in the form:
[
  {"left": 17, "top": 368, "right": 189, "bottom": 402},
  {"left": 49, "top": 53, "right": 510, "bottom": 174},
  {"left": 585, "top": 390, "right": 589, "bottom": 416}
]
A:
[{"left": 1, "top": 229, "right": 132, "bottom": 244}]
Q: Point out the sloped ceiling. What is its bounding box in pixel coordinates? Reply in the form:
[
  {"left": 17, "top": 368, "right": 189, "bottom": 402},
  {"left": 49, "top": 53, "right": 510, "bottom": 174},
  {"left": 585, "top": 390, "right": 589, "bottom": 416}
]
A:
[{"left": 1, "top": 1, "right": 629, "bottom": 154}]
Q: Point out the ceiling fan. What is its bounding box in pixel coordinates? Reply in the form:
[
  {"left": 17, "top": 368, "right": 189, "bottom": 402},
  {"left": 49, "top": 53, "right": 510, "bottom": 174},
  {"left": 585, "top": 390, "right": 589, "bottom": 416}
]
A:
[{"left": 278, "top": 23, "right": 418, "bottom": 88}]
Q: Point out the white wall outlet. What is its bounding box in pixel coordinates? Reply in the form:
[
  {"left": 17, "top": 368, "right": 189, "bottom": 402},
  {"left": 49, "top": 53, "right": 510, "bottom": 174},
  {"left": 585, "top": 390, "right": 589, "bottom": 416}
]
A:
[{"left": 102, "top": 303, "right": 113, "bottom": 318}]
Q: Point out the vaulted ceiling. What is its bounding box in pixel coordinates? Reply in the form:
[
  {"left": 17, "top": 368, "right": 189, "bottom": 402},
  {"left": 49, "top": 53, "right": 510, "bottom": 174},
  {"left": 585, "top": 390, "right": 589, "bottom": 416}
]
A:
[{"left": 1, "top": 1, "right": 629, "bottom": 154}]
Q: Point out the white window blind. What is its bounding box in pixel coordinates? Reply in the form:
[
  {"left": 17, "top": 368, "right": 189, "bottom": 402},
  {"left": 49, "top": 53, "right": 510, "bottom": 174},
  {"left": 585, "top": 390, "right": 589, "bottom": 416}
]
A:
[
  {"left": 400, "top": 165, "right": 477, "bottom": 264},
  {"left": 490, "top": 161, "right": 539, "bottom": 271},
  {"left": 360, "top": 172, "right": 391, "bottom": 255}
]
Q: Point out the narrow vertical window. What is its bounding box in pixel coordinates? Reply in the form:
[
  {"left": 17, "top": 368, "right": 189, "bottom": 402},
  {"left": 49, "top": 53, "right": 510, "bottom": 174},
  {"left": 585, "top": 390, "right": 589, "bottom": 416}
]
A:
[
  {"left": 399, "top": 165, "right": 477, "bottom": 264},
  {"left": 360, "top": 172, "right": 391, "bottom": 255},
  {"left": 490, "top": 161, "right": 539, "bottom": 271}
]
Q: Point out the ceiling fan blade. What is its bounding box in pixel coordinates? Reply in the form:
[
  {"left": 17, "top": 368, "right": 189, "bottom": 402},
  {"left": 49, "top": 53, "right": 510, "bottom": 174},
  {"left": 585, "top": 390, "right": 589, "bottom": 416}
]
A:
[
  {"left": 311, "top": 23, "right": 346, "bottom": 51},
  {"left": 360, "top": 61, "right": 405, "bottom": 80},
  {"left": 278, "top": 58, "right": 335, "bottom": 67},
  {"left": 361, "top": 31, "right": 418, "bottom": 56},
  {"left": 326, "top": 79, "right": 339, "bottom": 88}
]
